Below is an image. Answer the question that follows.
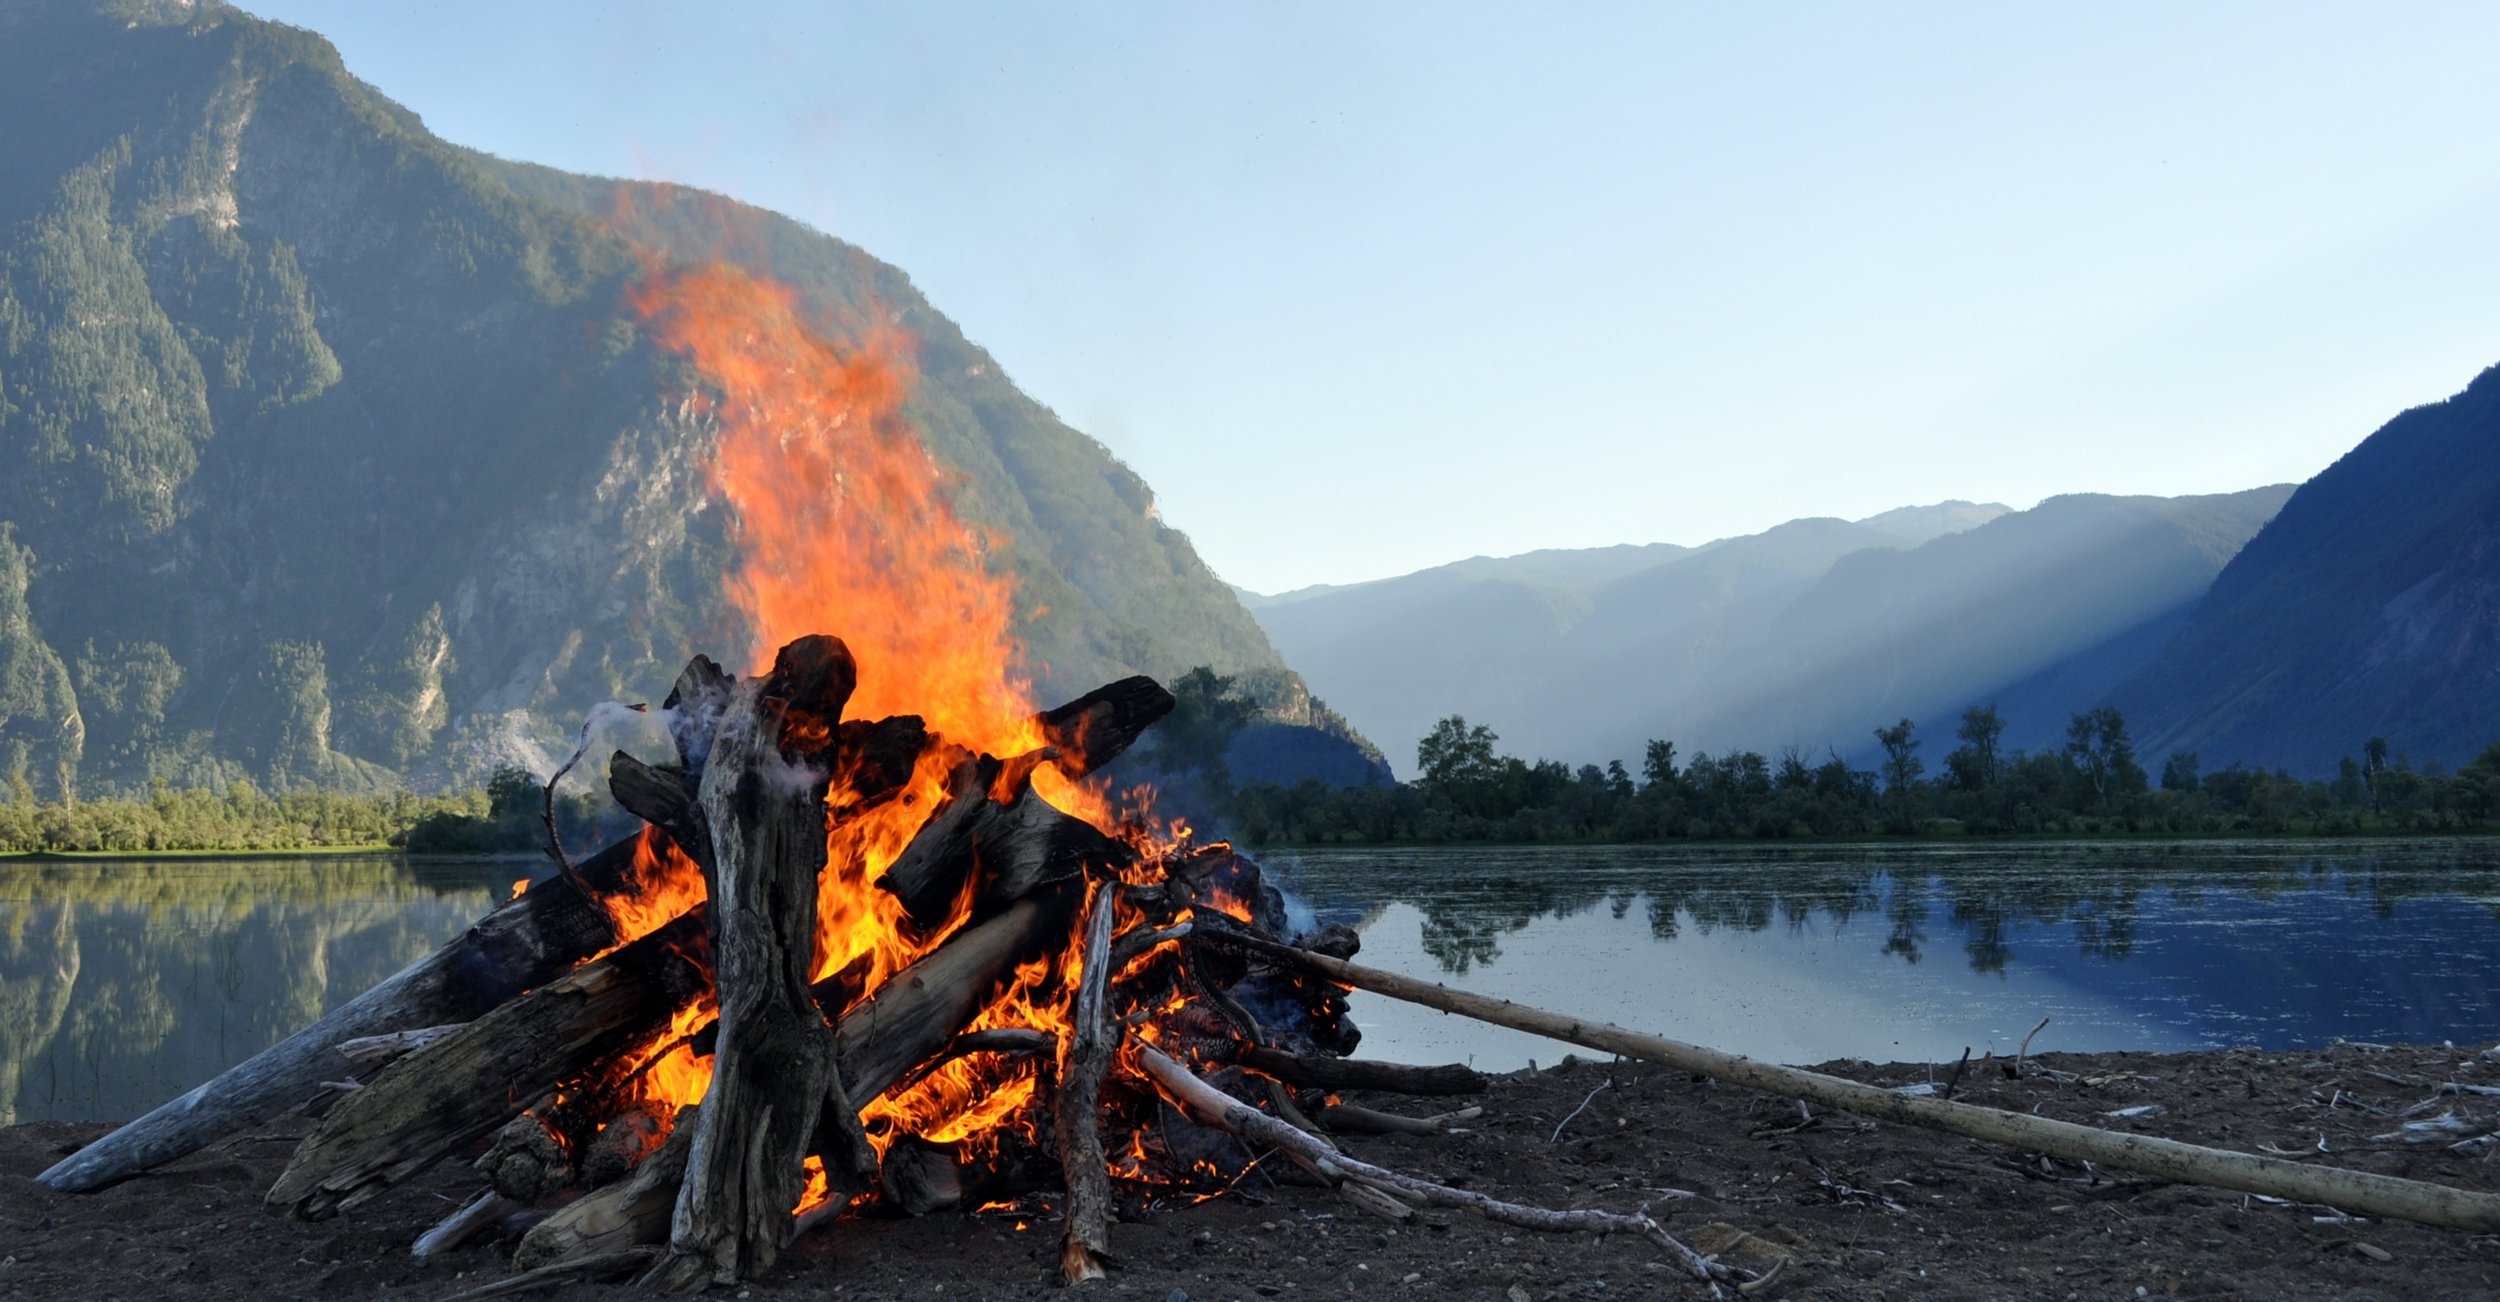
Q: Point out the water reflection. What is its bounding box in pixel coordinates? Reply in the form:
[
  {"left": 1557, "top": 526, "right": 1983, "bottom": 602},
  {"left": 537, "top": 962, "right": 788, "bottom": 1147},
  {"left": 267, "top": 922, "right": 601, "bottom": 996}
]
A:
[
  {"left": 1275, "top": 841, "right": 2500, "bottom": 1070},
  {"left": 0, "top": 858, "right": 507, "bottom": 1124}
]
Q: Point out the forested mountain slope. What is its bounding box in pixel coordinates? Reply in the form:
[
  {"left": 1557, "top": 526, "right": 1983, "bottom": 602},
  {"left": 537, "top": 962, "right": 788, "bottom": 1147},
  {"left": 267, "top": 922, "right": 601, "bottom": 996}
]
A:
[{"left": 2112, "top": 366, "right": 2500, "bottom": 774}]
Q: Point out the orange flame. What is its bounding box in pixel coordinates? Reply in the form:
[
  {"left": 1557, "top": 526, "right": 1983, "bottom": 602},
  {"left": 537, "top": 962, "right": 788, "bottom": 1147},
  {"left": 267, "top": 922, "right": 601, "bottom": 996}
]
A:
[{"left": 589, "top": 253, "right": 1206, "bottom": 1181}]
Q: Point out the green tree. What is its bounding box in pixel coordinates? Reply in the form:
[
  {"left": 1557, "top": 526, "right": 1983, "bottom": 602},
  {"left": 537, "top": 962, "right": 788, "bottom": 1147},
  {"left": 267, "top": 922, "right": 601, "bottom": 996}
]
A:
[
  {"left": 1874, "top": 718, "right": 1923, "bottom": 831},
  {"left": 1641, "top": 739, "right": 1678, "bottom": 789},
  {"left": 1154, "top": 666, "right": 1260, "bottom": 789},
  {"left": 1945, "top": 704, "right": 2004, "bottom": 791},
  {"left": 2063, "top": 707, "right": 2145, "bottom": 812},
  {"left": 1420, "top": 714, "right": 1490, "bottom": 794}
]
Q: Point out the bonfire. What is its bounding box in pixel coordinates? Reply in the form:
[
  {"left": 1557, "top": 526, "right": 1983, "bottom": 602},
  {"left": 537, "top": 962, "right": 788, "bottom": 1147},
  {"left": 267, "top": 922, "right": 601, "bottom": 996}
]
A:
[{"left": 35, "top": 259, "right": 2500, "bottom": 1299}]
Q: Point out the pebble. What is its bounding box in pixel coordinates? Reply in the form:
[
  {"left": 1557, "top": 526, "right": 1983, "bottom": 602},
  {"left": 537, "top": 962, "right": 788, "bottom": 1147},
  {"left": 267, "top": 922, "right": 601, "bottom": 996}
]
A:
[{"left": 1403, "top": 1273, "right": 1421, "bottom": 1284}]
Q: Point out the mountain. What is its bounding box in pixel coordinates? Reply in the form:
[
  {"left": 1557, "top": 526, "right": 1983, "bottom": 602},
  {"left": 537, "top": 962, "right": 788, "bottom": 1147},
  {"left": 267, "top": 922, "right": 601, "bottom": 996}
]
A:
[
  {"left": 1249, "top": 502, "right": 2013, "bottom": 772},
  {"left": 0, "top": 0, "right": 1300, "bottom": 796},
  {"left": 1249, "top": 490, "right": 2306, "bottom": 775},
  {"left": 2111, "top": 366, "right": 2500, "bottom": 775},
  {"left": 1686, "top": 487, "right": 2293, "bottom": 766}
]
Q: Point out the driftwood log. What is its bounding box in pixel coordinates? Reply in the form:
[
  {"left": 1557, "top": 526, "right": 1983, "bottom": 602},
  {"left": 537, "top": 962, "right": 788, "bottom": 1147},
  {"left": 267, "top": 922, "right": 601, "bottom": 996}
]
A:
[
  {"left": 1211, "top": 930, "right": 2500, "bottom": 1235},
  {"left": 1053, "top": 881, "right": 1121, "bottom": 1283},
  {"left": 646, "top": 635, "right": 862, "bottom": 1291},
  {"left": 266, "top": 912, "right": 712, "bottom": 1219}
]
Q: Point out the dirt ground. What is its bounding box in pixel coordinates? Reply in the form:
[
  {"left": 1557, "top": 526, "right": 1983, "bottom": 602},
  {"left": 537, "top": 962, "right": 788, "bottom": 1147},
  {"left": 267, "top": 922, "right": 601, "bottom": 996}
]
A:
[{"left": 9, "top": 1041, "right": 2500, "bottom": 1300}]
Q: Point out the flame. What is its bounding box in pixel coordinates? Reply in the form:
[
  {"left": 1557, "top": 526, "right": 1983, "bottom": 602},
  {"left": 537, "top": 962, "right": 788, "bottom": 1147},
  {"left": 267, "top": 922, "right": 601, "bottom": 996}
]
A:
[{"left": 562, "top": 252, "right": 1233, "bottom": 1193}]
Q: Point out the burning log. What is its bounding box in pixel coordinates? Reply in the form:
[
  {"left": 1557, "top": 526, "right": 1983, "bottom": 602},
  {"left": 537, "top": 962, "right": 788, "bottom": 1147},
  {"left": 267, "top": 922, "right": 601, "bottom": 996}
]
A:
[
  {"left": 645, "top": 634, "right": 863, "bottom": 1291},
  {"left": 35, "top": 833, "right": 658, "bottom": 1194},
  {"left": 514, "top": 1114, "right": 696, "bottom": 1271},
  {"left": 877, "top": 1136, "right": 966, "bottom": 1216},
  {"left": 266, "top": 912, "right": 712, "bottom": 1219},
  {"left": 877, "top": 677, "right": 1173, "bottom": 931},
  {"left": 1239, "top": 1047, "right": 1485, "bottom": 1097},
  {"left": 1033, "top": 674, "right": 1176, "bottom": 776},
  {"left": 1053, "top": 881, "right": 1121, "bottom": 1283}
]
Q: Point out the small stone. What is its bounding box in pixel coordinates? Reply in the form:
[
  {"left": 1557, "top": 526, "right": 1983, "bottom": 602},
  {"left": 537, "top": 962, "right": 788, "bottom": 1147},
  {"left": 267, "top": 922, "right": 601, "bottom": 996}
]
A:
[
  {"left": 1508, "top": 1287, "right": 1531, "bottom": 1302},
  {"left": 1402, "top": 1273, "right": 1422, "bottom": 1284},
  {"left": 1168, "top": 1291, "right": 1191, "bottom": 1302},
  {"left": 2352, "top": 1243, "right": 2393, "bottom": 1263}
]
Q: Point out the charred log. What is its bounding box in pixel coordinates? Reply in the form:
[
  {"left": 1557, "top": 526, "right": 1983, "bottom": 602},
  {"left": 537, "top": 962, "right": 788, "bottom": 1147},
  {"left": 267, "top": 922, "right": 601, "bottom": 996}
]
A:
[
  {"left": 1032, "top": 675, "right": 1176, "bottom": 776},
  {"left": 266, "top": 912, "right": 712, "bottom": 1219}
]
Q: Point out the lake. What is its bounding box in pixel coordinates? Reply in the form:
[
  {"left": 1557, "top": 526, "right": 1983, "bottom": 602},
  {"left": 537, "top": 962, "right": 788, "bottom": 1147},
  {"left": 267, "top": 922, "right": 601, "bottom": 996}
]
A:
[{"left": 5, "top": 840, "right": 2498, "bottom": 1125}]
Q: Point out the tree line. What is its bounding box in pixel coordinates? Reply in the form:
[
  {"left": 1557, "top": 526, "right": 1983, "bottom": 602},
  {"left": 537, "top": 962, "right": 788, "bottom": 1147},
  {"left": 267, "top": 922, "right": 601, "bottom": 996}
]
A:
[
  {"left": 0, "top": 767, "right": 601, "bottom": 855},
  {"left": 1209, "top": 694, "right": 2500, "bottom": 847}
]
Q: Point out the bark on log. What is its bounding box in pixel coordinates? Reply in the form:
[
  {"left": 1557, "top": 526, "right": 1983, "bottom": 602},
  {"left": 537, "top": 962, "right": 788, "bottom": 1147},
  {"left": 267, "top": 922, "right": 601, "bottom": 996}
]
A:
[
  {"left": 1239, "top": 1047, "right": 1485, "bottom": 1097},
  {"left": 514, "top": 1113, "right": 696, "bottom": 1271},
  {"left": 661, "top": 655, "right": 735, "bottom": 774},
  {"left": 1054, "top": 882, "right": 1120, "bottom": 1284},
  {"left": 337, "top": 1024, "right": 468, "bottom": 1075},
  {"left": 648, "top": 634, "right": 857, "bottom": 1291},
  {"left": 266, "top": 912, "right": 711, "bottom": 1219},
  {"left": 879, "top": 1137, "right": 965, "bottom": 1216},
  {"left": 1214, "top": 932, "right": 2500, "bottom": 1236},
  {"left": 38, "top": 834, "right": 650, "bottom": 1194}
]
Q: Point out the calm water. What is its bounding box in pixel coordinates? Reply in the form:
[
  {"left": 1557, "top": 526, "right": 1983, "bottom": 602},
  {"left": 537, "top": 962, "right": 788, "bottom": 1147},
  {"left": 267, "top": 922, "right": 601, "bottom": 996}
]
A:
[
  {"left": 1265, "top": 840, "right": 2500, "bottom": 1072},
  {"left": 5, "top": 841, "right": 2499, "bottom": 1123}
]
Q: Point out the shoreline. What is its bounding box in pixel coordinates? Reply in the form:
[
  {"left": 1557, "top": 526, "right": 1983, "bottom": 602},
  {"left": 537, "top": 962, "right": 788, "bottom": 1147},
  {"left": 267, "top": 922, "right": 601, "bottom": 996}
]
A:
[{"left": 9, "top": 1040, "right": 2499, "bottom": 1298}]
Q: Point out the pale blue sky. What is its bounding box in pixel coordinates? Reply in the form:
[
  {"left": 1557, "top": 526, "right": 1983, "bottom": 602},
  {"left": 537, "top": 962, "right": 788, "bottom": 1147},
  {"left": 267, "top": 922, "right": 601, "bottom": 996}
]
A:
[{"left": 244, "top": 1, "right": 2500, "bottom": 592}]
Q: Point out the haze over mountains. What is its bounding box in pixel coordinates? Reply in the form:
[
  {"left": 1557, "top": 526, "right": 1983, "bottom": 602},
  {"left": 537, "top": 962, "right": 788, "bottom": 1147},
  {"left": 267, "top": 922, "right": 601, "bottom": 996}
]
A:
[
  {"left": 1250, "top": 482, "right": 2383, "bottom": 778},
  {"left": 0, "top": 0, "right": 1311, "bottom": 796}
]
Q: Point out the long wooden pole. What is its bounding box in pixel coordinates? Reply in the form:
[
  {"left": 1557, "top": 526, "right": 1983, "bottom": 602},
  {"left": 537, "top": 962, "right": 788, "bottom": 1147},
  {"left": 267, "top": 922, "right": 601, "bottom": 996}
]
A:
[{"left": 1205, "top": 931, "right": 2500, "bottom": 1234}]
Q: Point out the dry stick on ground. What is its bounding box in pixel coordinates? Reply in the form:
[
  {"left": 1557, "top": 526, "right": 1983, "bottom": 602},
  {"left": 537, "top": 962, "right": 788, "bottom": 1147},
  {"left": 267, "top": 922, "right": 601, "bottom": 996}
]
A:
[
  {"left": 2014, "top": 1017, "right": 2051, "bottom": 1078},
  {"left": 1055, "top": 880, "right": 1123, "bottom": 1284},
  {"left": 414, "top": 1190, "right": 526, "bottom": 1258},
  {"left": 1207, "top": 931, "right": 2500, "bottom": 1234},
  {"left": 1322, "top": 1103, "right": 1482, "bottom": 1137},
  {"left": 1552, "top": 1079, "right": 1613, "bottom": 1144},
  {"left": 1131, "top": 1042, "right": 1747, "bottom": 1290}
]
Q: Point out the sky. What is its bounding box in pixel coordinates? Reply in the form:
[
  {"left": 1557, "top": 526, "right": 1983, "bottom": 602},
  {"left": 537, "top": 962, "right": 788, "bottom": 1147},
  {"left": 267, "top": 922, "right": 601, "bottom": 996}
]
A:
[{"left": 243, "top": 1, "right": 2500, "bottom": 593}]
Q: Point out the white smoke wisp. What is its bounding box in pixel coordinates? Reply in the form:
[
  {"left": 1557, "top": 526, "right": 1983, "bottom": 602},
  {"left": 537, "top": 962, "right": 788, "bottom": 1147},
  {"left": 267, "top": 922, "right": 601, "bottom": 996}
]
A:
[{"left": 542, "top": 699, "right": 653, "bottom": 888}]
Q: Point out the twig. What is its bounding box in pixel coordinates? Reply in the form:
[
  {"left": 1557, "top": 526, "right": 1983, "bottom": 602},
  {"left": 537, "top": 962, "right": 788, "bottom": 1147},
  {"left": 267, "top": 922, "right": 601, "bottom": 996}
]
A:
[
  {"left": 1133, "top": 1041, "right": 1753, "bottom": 1291},
  {"left": 2015, "top": 1018, "right": 2051, "bottom": 1078},
  {"left": 1552, "top": 1079, "right": 1614, "bottom": 1144},
  {"left": 1942, "top": 1047, "right": 1974, "bottom": 1102},
  {"left": 540, "top": 704, "right": 646, "bottom": 900}
]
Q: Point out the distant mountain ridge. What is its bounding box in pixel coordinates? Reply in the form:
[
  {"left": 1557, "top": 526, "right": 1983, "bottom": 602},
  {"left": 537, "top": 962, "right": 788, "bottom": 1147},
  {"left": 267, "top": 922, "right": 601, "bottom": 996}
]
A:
[
  {"left": 2110, "top": 366, "right": 2500, "bottom": 774},
  {"left": 1247, "top": 501, "right": 2042, "bottom": 771},
  {"left": 1249, "top": 490, "right": 2321, "bottom": 775},
  {"left": 0, "top": 0, "right": 1315, "bottom": 795}
]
